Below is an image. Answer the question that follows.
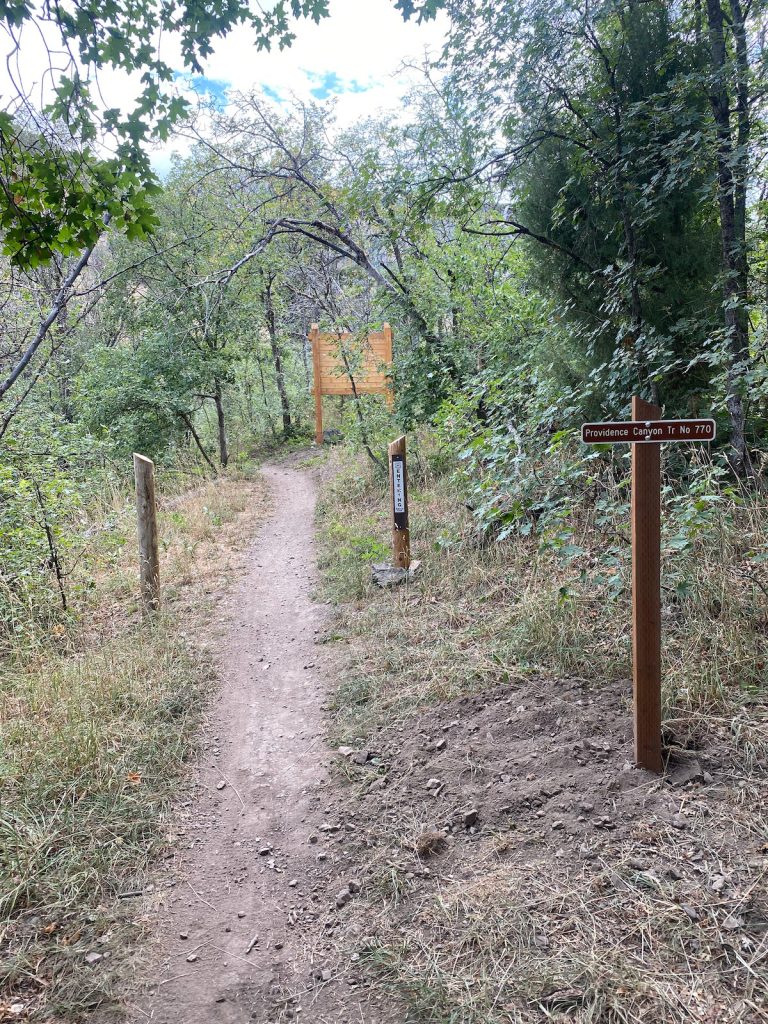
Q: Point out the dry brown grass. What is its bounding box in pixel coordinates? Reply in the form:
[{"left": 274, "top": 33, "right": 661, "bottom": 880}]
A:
[
  {"left": 0, "top": 472, "right": 268, "bottom": 1021},
  {"left": 316, "top": 441, "right": 768, "bottom": 1024},
  {"left": 364, "top": 822, "right": 768, "bottom": 1024},
  {"left": 316, "top": 443, "right": 768, "bottom": 752},
  {"left": 413, "top": 831, "right": 448, "bottom": 858}
]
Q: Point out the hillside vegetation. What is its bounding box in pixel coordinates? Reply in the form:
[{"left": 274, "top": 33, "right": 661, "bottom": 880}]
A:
[
  {"left": 315, "top": 442, "right": 767, "bottom": 1024},
  {"left": 1, "top": 0, "right": 768, "bottom": 1021}
]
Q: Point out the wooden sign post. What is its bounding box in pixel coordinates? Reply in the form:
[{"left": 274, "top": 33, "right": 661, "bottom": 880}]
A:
[
  {"left": 581, "top": 402, "right": 716, "bottom": 773},
  {"left": 631, "top": 396, "right": 663, "bottom": 774},
  {"left": 388, "top": 435, "right": 411, "bottom": 570},
  {"left": 309, "top": 324, "right": 324, "bottom": 445},
  {"left": 133, "top": 453, "right": 160, "bottom": 614}
]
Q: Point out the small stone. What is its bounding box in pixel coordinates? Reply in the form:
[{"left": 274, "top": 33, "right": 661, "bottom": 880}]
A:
[
  {"left": 463, "top": 808, "right": 479, "bottom": 828},
  {"left": 348, "top": 879, "right": 361, "bottom": 894},
  {"left": 308, "top": 834, "right": 318, "bottom": 844},
  {"left": 317, "top": 852, "right": 328, "bottom": 862},
  {"left": 275, "top": 941, "right": 284, "bottom": 949},
  {"left": 426, "top": 778, "right": 441, "bottom": 790},
  {"left": 722, "top": 914, "right": 744, "bottom": 931},
  {"left": 335, "top": 888, "right": 351, "bottom": 909},
  {"left": 259, "top": 845, "right": 273, "bottom": 855},
  {"left": 216, "top": 781, "right": 226, "bottom": 791},
  {"left": 667, "top": 760, "right": 704, "bottom": 788},
  {"left": 579, "top": 845, "right": 596, "bottom": 861},
  {"left": 238, "top": 911, "right": 246, "bottom": 918},
  {"left": 179, "top": 931, "right": 189, "bottom": 940},
  {"left": 186, "top": 953, "right": 198, "bottom": 963},
  {"left": 681, "top": 904, "right": 699, "bottom": 922},
  {"left": 84, "top": 952, "right": 102, "bottom": 965},
  {"left": 594, "top": 816, "right": 616, "bottom": 830},
  {"left": 288, "top": 879, "right": 298, "bottom": 888},
  {"left": 552, "top": 820, "right": 564, "bottom": 831},
  {"left": 337, "top": 746, "right": 355, "bottom": 758},
  {"left": 435, "top": 738, "right": 446, "bottom": 751},
  {"left": 670, "top": 814, "right": 688, "bottom": 830}
]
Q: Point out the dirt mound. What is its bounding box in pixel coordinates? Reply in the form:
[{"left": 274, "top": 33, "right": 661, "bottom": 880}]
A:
[
  {"left": 323, "top": 675, "right": 768, "bottom": 1022},
  {"left": 339, "top": 675, "right": 720, "bottom": 855}
]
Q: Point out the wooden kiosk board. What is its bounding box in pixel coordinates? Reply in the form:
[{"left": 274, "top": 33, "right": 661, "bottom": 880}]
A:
[
  {"left": 308, "top": 323, "right": 393, "bottom": 444},
  {"left": 582, "top": 400, "right": 716, "bottom": 774}
]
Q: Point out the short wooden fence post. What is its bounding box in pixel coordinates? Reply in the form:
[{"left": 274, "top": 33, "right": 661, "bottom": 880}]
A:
[{"left": 133, "top": 453, "right": 160, "bottom": 613}]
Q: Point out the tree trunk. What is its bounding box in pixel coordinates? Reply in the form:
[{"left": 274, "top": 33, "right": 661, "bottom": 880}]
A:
[
  {"left": 177, "top": 411, "right": 218, "bottom": 475},
  {"left": 255, "top": 353, "right": 277, "bottom": 436},
  {"left": 706, "top": 0, "right": 754, "bottom": 479},
  {"left": 213, "top": 383, "right": 229, "bottom": 468},
  {"left": 263, "top": 279, "right": 292, "bottom": 438}
]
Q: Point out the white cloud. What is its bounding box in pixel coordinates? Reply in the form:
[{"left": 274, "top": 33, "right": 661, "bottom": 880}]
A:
[
  {"left": 152, "top": 0, "right": 448, "bottom": 171},
  {"left": 1, "top": 0, "right": 448, "bottom": 175}
]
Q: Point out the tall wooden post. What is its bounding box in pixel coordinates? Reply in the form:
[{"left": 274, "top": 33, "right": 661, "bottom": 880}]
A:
[
  {"left": 631, "top": 396, "right": 662, "bottom": 772},
  {"left": 383, "top": 322, "right": 394, "bottom": 410},
  {"left": 388, "top": 435, "right": 411, "bottom": 570},
  {"left": 309, "top": 323, "right": 323, "bottom": 445},
  {"left": 133, "top": 453, "right": 160, "bottom": 614}
]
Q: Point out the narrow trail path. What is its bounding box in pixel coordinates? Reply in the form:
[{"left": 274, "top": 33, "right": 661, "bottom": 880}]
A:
[{"left": 138, "top": 461, "right": 387, "bottom": 1024}]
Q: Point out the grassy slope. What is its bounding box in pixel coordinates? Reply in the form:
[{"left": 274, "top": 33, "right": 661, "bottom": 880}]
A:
[
  {"left": 0, "top": 475, "right": 267, "bottom": 1021},
  {"left": 317, "top": 441, "right": 767, "bottom": 753},
  {"left": 316, "top": 442, "right": 768, "bottom": 1024}
]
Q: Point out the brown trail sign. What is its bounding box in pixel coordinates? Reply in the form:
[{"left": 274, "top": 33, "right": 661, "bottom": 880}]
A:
[
  {"left": 308, "top": 323, "right": 394, "bottom": 444},
  {"left": 582, "top": 399, "right": 716, "bottom": 773},
  {"left": 582, "top": 419, "right": 715, "bottom": 444}
]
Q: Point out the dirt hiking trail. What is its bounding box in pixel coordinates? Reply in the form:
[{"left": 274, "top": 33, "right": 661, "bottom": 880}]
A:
[{"left": 136, "top": 460, "right": 391, "bottom": 1024}]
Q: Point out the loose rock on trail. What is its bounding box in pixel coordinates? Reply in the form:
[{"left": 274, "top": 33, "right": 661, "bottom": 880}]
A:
[{"left": 134, "top": 460, "right": 393, "bottom": 1023}]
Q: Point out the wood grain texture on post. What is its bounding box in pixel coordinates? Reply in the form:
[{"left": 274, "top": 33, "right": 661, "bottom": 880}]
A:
[
  {"left": 631, "top": 396, "right": 662, "bottom": 773},
  {"left": 383, "top": 322, "right": 394, "bottom": 409},
  {"left": 388, "top": 435, "right": 411, "bottom": 570},
  {"left": 133, "top": 453, "right": 160, "bottom": 613},
  {"left": 309, "top": 323, "right": 323, "bottom": 445}
]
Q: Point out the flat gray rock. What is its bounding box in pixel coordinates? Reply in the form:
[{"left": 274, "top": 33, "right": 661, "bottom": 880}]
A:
[{"left": 371, "top": 560, "right": 421, "bottom": 588}]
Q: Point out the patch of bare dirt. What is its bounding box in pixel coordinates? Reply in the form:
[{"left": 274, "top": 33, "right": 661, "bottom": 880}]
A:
[
  {"left": 318, "top": 676, "right": 768, "bottom": 1021},
  {"left": 333, "top": 675, "right": 754, "bottom": 852}
]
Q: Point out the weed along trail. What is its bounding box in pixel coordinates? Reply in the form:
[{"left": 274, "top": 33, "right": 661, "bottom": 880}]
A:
[{"left": 138, "top": 460, "right": 388, "bottom": 1024}]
